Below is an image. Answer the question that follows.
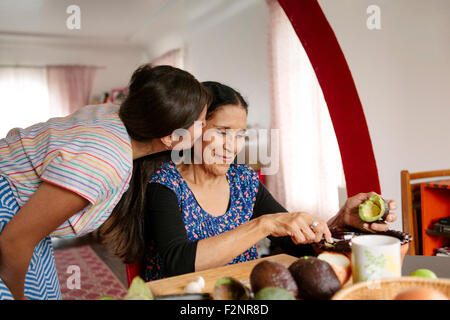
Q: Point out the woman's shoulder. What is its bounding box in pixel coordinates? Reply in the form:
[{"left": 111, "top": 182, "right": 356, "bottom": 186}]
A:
[{"left": 150, "top": 161, "right": 182, "bottom": 190}]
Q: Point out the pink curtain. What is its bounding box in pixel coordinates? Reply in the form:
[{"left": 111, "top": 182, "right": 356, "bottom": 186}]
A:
[
  {"left": 46, "top": 65, "right": 97, "bottom": 117},
  {"left": 265, "top": 0, "right": 345, "bottom": 221}
]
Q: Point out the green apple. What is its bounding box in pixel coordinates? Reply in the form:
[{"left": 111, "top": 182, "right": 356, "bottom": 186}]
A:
[{"left": 409, "top": 268, "right": 437, "bottom": 278}]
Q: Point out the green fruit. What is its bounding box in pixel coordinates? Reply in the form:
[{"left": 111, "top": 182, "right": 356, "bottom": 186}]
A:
[
  {"left": 359, "top": 194, "right": 389, "bottom": 223},
  {"left": 254, "top": 287, "right": 295, "bottom": 300},
  {"left": 409, "top": 269, "right": 437, "bottom": 279},
  {"left": 124, "top": 276, "right": 154, "bottom": 300},
  {"left": 99, "top": 297, "right": 115, "bottom": 300}
]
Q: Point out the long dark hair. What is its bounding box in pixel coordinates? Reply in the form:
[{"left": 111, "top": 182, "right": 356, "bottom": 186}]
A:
[
  {"left": 99, "top": 64, "right": 212, "bottom": 263},
  {"left": 202, "top": 81, "right": 248, "bottom": 118}
]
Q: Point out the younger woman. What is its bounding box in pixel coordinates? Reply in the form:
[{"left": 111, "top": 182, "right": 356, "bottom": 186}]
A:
[{"left": 0, "top": 64, "right": 211, "bottom": 299}]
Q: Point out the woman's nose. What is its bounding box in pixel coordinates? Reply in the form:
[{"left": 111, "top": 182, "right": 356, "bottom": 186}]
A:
[{"left": 224, "top": 134, "right": 237, "bottom": 153}]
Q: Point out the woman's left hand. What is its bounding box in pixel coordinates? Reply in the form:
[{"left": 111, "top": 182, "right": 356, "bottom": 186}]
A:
[{"left": 330, "top": 192, "right": 397, "bottom": 232}]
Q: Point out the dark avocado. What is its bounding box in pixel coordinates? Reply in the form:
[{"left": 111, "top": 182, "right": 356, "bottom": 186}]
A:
[
  {"left": 288, "top": 257, "right": 341, "bottom": 300},
  {"left": 249, "top": 260, "right": 299, "bottom": 298},
  {"left": 212, "top": 277, "right": 250, "bottom": 300}
]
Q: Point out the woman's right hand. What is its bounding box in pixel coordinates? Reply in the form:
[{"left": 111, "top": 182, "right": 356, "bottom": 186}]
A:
[{"left": 262, "top": 212, "right": 333, "bottom": 244}]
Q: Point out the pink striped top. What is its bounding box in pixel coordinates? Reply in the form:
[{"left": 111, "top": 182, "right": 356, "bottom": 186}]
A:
[{"left": 0, "top": 104, "right": 133, "bottom": 237}]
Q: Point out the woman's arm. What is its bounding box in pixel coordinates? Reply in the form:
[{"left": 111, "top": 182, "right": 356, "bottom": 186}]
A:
[
  {"left": 145, "top": 183, "right": 261, "bottom": 274},
  {"left": 251, "top": 182, "right": 332, "bottom": 249},
  {"left": 195, "top": 216, "right": 269, "bottom": 271},
  {"left": 145, "top": 183, "right": 328, "bottom": 275},
  {"left": 0, "top": 182, "right": 89, "bottom": 299},
  {"left": 144, "top": 183, "right": 198, "bottom": 277}
]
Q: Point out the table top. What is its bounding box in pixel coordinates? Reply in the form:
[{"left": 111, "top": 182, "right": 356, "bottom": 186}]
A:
[
  {"left": 423, "top": 179, "right": 450, "bottom": 190},
  {"left": 402, "top": 255, "right": 450, "bottom": 278},
  {"left": 146, "top": 254, "right": 450, "bottom": 297},
  {"left": 146, "top": 254, "right": 297, "bottom": 296}
]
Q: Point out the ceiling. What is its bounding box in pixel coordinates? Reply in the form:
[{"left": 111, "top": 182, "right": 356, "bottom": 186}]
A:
[{"left": 0, "top": 0, "right": 250, "bottom": 47}]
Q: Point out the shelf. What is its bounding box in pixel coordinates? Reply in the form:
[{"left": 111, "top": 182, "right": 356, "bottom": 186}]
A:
[{"left": 425, "top": 229, "right": 450, "bottom": 238}]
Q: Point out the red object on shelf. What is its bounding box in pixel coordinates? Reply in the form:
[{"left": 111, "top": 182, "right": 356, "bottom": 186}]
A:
[{"left": 420, "top": 180, "right": 450, "bottom": 256}]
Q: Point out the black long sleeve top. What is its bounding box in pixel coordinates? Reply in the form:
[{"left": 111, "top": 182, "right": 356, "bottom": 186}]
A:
[{"left": 144, "top": 181, "right": 315, "bottom": 278}]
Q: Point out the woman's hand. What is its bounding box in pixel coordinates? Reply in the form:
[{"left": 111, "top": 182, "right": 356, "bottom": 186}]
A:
[
  {"left": 328, "top": 192, "right": 397, "bottom": 232},
  {"left": 263, "top": 212, "right": 333, "bottom": 244}
]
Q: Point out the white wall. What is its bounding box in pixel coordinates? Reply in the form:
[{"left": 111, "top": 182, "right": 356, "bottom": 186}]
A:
[
  {"left": 0, "top": 38, "right": 147, "bottom": 102},
  {"left": 318, "top": 0, "right": 450, "bottom": 230},
  {"left": 145, "top": 0, "right": 271, "bottom": 130}
]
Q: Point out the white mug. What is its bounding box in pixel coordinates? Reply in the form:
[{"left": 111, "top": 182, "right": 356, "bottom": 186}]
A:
[{"left": 351, "top": 235, "right": 401, "bottom": 283}]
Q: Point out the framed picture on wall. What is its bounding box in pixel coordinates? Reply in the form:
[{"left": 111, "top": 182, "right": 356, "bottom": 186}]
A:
[{"left": 111, "top": 88, "right": 128, "bottom": 104}]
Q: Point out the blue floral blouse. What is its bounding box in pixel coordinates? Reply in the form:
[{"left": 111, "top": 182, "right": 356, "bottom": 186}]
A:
[{"left": 144, "top": 161, "right": 260, "bottom": 281}]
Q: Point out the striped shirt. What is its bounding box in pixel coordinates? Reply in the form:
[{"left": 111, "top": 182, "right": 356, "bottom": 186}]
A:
[{"left": 0, "top": 104, "right": 133, "bottom": 237}]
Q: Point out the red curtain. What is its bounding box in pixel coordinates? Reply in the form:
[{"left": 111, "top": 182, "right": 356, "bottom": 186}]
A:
[{"left": 277, "top": 0, "right": 381, "bottom": 197}]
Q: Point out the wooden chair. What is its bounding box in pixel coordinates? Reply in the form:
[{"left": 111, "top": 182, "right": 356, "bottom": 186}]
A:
[{"left": 401, "top": 169, "right": 450, "bottom": 255}]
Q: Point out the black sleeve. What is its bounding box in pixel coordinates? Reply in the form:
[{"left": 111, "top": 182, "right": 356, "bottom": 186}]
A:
[
  {"left": 144, "top": 183, "right": 198, "bottom": 277},
  {"left": 252, "top": 181, "right": 288, "bottom": 217},
  {"left": 251, "top": 182, "right": 316, "bottom": 257}
]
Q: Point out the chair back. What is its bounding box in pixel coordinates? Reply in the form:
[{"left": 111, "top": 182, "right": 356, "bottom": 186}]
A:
[{"left": 401, "top": 169, "right": 450, "bottom": 255}]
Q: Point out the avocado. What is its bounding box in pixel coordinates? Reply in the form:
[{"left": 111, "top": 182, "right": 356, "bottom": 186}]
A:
[
  {"left": 124, "top": 276, "right": 154, "bottom": 300},
  {"left": 254, "top": 287, "right": 296, "bottom": 300},
  {"left": 288, "top": 257, "right": 341, "bottom": 300},
  {"left": 212, "top": 277, "right": 250, "bottom": 300},
  {"left": 249, "top": 260, "right": 299, "bottom": 298},
  {"left": 358, "top": 194, "right": 389, "bottom": 223}
]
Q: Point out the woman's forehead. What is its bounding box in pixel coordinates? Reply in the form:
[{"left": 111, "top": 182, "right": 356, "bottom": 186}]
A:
[{"left": 207, "top": 105, "right": 247, "bottom": 128}]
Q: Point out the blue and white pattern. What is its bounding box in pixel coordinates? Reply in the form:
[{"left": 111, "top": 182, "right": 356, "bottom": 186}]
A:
[{"left": 0, "top": 176, "right": 61, "bottom": 300}]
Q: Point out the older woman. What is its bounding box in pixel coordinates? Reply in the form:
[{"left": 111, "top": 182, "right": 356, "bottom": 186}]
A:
[{"left": 143, "top": 81, "right": 397, "bottom": 281}]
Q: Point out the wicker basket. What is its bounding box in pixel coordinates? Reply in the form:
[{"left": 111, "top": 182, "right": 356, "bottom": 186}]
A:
[{"left": 332, "top": 277, "right": 450, "bottom": 300}]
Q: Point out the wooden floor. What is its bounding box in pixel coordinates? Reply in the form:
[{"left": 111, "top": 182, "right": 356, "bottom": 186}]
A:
[{"left": 51, "top": 231, "right": 128, "bottom": 287}]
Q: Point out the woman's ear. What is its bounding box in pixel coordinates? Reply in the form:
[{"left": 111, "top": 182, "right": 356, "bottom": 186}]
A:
[{"left": 160, "top": 135, "right": 173, "bottom": 150}]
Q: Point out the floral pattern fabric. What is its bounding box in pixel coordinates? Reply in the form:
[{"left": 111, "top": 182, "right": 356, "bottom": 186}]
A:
[{"left": 144, "top": 161, "right": 260, "bottom": 281}]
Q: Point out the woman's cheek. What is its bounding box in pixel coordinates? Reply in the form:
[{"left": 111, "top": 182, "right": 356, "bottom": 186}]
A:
[
  {"left": 202, "top": 139, "right": 217, "bottom": 164},
  {"left": 235, "top": 137, "right": 245, "bottom": 155},
  {"left": 192, "top": 121, "right": 204, "bottom": 142}
]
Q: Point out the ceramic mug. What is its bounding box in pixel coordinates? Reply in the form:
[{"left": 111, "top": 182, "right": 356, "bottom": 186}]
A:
[{"left": 351, "top": 235, "right": 401, "bottom": 283}]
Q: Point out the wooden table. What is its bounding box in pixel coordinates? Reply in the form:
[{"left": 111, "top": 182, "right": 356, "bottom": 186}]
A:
[
  {"left": 146, "top": 254, "right": 297, "bottom": 296},
  {"left": 146, "top": 253, "right": 450, "bottom": 297}
]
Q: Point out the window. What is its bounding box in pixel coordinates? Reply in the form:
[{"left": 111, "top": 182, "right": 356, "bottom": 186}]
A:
[
  {"left": 0, "top": 67, "right": 50, "bottom": 138},
  {"left": 266, "top": 0, "right": 345, "bottom": 221}
]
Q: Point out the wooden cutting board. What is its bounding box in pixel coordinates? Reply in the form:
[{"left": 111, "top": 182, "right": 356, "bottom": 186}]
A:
[{"left": 146, "top": 254, "right": 298, "bottom": 296}]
